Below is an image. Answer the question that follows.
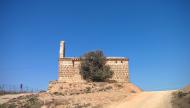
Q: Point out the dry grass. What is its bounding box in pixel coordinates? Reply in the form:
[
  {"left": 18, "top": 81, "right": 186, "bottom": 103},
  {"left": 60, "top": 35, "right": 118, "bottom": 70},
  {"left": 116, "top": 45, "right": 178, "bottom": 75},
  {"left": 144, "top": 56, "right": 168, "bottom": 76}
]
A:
[
  {"left": 0, "top": 83, "right": 141, "bottom": 108},
  {"left": 0, "top": 94, "right": 42, "bottom": 108},
  {"left": 171, "top": 85, "right": 190, "bottom": 108}
]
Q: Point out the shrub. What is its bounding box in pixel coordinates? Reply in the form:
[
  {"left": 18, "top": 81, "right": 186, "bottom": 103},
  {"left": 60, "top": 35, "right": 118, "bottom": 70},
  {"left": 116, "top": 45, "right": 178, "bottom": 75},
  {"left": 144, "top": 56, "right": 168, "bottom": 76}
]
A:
[
  {"left": 131, "top": 90, "right": 136, "bottom": 93},
  {"left": 177, "top": 91, "right": 186, "bottom": 98},
  {"left": 0, "top": 104, "right": 16, "bottom": 108},
  {"left": 173, "top": 90, "right": 187, "bottom": 98},
  {"left": 85, "top": 87, "right": 91, "bottom": 93},
  {"left": 24, "top": 96, "right": 41, "bottom": 108},
  {"left": 171, "top": 90, "right": 190, "bottom": 108},
  {"left": 53, "top": 92, "right": 63, "bottom": 95},
  {"left": 0, "top": 95, "right": 42, "bottom": 108},
  {"left": 80, "top": 50, "right": 113, "bottom": 82}
]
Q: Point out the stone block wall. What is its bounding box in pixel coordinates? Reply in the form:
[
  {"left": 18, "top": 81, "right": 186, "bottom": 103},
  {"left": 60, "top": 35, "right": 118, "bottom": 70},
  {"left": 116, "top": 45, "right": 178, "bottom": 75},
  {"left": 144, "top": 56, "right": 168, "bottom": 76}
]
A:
[
  {"left": 106, "top": 58, "right": 129, "bottom": 82},
  {"left": 58, "top": 58, "right": 84, "bottom": 82},
  {"left": 58, "top": 57, "right": 129, "bottom": 83}
]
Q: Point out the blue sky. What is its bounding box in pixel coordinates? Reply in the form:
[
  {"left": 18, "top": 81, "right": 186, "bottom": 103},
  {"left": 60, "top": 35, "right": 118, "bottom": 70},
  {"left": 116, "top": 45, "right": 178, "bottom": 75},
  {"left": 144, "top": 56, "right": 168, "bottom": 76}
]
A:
[{"left": 0, "top": 0, "right": 190, "bottom": 91}]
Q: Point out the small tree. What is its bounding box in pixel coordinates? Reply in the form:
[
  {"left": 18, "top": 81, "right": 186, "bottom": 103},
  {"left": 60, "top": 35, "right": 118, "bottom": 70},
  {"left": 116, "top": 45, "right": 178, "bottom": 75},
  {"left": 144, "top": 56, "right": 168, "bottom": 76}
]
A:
[{"left": 80, "top": 50, "right": 113, "bottom": 82}]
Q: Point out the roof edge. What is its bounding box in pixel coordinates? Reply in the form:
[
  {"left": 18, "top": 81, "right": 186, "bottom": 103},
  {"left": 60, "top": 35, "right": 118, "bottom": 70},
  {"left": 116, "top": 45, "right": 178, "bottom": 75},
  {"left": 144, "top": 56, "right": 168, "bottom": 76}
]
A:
[{"left": 59, "top": 57, "right": 129, "bottom": 61}]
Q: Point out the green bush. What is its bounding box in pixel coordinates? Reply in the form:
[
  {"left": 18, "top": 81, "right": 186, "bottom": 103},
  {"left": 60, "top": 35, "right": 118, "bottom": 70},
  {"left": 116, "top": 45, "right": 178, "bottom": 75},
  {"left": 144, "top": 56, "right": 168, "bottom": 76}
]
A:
[{"left": 80, "top": 50, "right": 113, "bottom": 82}]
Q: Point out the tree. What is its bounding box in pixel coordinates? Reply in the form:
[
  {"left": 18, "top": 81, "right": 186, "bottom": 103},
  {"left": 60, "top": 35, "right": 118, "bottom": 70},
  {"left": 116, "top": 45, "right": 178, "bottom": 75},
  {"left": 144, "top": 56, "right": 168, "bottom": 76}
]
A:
[{"left": 80, "top": 50, "right": 113, "bottom": 82}]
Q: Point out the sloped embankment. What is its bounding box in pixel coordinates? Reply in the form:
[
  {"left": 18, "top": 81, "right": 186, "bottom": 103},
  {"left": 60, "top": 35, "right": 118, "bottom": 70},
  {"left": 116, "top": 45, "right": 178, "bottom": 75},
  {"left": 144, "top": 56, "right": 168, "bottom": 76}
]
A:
[
  {"left": 0, "top": 82, "right": 141, "bottom": 108},
  {"left": 171, "top": 85, "right": 190, "bottom": 108},
  {"left": 42, "top": 82, "right": 142, "bottom": 108}
]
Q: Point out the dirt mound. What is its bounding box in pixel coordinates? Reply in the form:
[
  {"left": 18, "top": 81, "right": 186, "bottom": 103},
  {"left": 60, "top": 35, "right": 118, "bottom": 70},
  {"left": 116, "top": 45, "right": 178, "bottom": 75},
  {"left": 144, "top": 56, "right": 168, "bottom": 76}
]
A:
[
  {"left": 0, "top": 93, "right": 32, "bottom": 104},
  {"left": 171, "top": 85, "right": 190, "bottom": 108},
  {"left": 122, "top": 83, "right": 142, "bottom": 93},
  {"left": 0, "top": 83, "right": 141, "bottom": 108},
  {"left": 0, "top": 94, "right": 42, "bottom": 108},
  {"left": 183, "top": 84, "right": 190, "bottom": 92},
  {"left": 42, "top": 82, "right": 141, "bottom": 107},
  {"left": 48, "top": 82, "right": 142, "bottom": 96}
]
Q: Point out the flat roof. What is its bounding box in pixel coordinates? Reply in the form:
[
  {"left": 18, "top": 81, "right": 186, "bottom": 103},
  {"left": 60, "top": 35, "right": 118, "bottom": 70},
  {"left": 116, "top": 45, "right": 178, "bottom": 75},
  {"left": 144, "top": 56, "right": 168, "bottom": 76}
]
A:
[{"left": 59, "top": 57, "right": 128, "bottom": 61}]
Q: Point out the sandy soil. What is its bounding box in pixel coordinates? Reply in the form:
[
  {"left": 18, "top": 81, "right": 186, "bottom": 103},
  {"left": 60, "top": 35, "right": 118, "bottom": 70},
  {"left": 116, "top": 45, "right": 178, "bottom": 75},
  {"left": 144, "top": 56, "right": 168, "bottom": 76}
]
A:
[
  {"left": 107, "top": 90, "right": 174, "bottom": 108},
  {"left": 0, "top": 91, "right": 174, "bottom": 108},
  {"left": 0, "top": 93, "right": 32, "bottom": 104},
  {"left": 0, "top": 84, "right": 176, "bottom": 108}
]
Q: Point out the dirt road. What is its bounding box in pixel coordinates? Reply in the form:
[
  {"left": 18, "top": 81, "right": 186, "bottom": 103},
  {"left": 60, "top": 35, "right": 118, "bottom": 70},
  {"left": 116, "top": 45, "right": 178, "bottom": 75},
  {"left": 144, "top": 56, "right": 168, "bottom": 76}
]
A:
[{"left": 108, "top": 91, "right": 174, "bottom": 108}]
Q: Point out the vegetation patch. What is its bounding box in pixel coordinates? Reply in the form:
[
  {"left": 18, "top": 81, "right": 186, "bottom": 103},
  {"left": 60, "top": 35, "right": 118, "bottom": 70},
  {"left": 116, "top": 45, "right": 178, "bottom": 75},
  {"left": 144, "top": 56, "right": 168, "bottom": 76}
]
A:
[
  {"left": 0, "top": 94, "right": 42, "bottom": 108},
  {"left": 171, "top": 90, "right": 190, "bottom": 108},
  {"left": 80, "top": 50, "right": 113, "bottom": 82},
  {"left": 85, "top": 87, "right": 92, "bottom": 93}
]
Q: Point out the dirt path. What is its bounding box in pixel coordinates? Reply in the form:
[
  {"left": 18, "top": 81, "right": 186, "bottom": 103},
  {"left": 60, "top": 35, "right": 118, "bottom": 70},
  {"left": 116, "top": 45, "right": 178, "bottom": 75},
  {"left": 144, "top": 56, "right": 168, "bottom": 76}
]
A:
[{"left": 108, "top": 91, "right": 174, "bottom": 108}]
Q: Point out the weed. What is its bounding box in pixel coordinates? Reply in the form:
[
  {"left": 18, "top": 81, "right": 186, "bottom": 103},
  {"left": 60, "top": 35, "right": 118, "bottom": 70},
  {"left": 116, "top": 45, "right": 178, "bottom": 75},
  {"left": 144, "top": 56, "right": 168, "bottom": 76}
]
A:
[
  {"left": 85, "top": 87, "right": 91, "bottom": 93},
  {"left": 131, "top": 90, "right": 136, "bottom": 93}
]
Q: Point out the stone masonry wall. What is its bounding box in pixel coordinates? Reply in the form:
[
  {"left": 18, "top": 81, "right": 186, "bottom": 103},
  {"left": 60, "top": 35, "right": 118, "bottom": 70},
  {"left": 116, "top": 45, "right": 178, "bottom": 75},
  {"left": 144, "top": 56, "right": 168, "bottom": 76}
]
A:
[
  {"left": 107, "top": 59, "right": 129, "bottom": 82},
  {"left": 58, "top": 58, "right": 129, "bottom": 83},
  {"left": 58, "top": 58, "right": 84, "bottom": 82}
]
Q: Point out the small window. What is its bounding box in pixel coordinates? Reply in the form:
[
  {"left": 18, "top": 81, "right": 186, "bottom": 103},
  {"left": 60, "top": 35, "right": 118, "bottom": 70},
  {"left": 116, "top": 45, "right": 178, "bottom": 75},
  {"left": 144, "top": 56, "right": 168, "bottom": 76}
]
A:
[{"left": 121, "top": 61, "right": 123, "bottom": 63}]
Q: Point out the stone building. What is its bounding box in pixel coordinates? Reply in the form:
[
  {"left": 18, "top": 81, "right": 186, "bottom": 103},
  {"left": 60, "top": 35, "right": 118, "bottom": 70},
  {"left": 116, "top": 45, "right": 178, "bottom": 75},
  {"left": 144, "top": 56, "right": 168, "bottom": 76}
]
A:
[{"left": 57, "top": 41, "right": 130, "bottom": 83}]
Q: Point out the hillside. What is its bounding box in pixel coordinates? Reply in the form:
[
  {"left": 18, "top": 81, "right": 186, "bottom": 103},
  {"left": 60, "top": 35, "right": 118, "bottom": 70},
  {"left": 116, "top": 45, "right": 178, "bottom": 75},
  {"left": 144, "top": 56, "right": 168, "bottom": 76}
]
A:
[
  {"left": 171, "top": 85, "right": 190, "bottom": 108},
  {"left": 0, "top": 82, "right": 141, "bottom": 108},
  {"left": 1, "top": 83, "right": 189, "bottom": 108}
]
